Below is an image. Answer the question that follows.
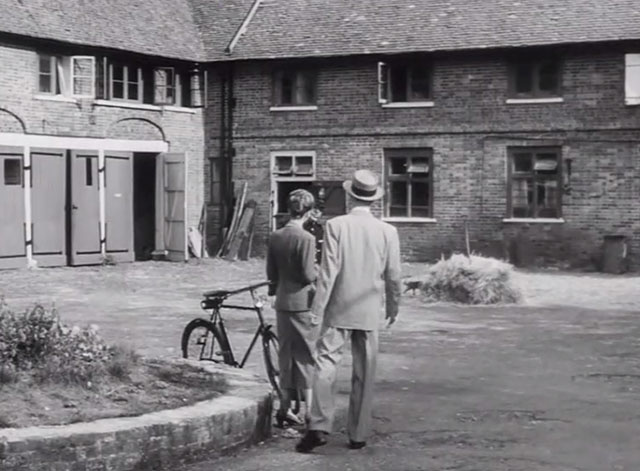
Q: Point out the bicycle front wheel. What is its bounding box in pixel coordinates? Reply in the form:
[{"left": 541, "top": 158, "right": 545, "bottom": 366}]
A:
[
  {"left": 262, "top": 329, "right": 282, "bottom": 402},
  {"left": 181, "top": 318, "right": 231, "bottom": 364}
]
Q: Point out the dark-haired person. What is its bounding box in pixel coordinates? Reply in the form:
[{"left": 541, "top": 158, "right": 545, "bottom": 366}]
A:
[{"left": 267, "top": 189, "right": 319, "bottom": 427}]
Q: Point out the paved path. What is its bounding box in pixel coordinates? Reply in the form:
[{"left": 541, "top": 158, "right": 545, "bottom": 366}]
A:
[
  {"left": 180, "top": 298, "right": 640, "bottom": 471},
  {"left": 2, "top": 261, "right": 640, "bottom": 470}
]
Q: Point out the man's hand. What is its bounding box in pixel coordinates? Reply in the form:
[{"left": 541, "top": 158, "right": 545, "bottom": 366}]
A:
[{"left": 386, "top": 313, "right": 397, "bottom": 328}]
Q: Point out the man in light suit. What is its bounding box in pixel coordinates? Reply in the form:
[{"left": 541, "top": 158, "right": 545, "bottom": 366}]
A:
[{"left": 296, "top": 169, "right": 402, "bottom": 453}]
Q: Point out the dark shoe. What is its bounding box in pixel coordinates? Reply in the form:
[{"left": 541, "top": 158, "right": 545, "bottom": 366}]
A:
[
  {"left": 295, "top": 430, "right": 327, "bottom": 453},
  {"left": 348, "top": 440, "right": 366, "bottom": 450}
]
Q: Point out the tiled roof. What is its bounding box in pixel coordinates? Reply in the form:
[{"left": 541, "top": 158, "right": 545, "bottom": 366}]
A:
[
  {"left": 189, "top": 0, "right": 256, "bottom": 60},
  {"left": 0, "top": 0, "right": 206, "bottom": 61},
  {"left": 228, "top": 0, "right": 640, "bottom": 60}
]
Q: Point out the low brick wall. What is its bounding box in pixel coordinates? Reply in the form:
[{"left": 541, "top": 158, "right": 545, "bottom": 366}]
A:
[{"left": 0, "top": 362, "right": 273, "bottom": 471}]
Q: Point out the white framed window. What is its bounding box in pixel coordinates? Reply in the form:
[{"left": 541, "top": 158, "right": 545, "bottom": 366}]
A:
[
  {"left": 384, "top": 148, "right": 433, "bottom": 218},
  {"left": 154, "top": 67, "right": 176, "bottom": 105},
  {"left": 109, "top": 62, "right": 142, "bottom": 102},
  {"left": 507, "top": 147, "right": 562, "bottom": 219},
  {"left": 71, "top": 56, "right": 95, "bottom": 97},
  {"left": 625, "top": 53, "right": 640, "bottom": 105},
  {"left": 38, "top": 54, "right": 59, "bottom": 94},
  {"left": 36, "top": 54, "right": 95, "bottom": 98},
  {"left": 270, "top": 151, "right": 316, "bottom": 229}
]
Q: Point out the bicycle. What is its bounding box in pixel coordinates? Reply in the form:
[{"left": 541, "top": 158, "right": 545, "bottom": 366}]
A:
[{"left": 180, "top": 281, "right": 281, "bottom": 401}]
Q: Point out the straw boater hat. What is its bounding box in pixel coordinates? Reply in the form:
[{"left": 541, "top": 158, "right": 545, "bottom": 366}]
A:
[{"left": 342, "top": 169, "right": 384, "bottom": 202}]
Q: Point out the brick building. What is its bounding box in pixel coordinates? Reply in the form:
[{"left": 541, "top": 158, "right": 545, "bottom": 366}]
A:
[{"left": 1, "top": 0, "right": 640, "bottom": 270}]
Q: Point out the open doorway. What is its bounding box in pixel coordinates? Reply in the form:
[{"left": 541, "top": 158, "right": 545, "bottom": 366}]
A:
[{"left": 133, "top": 153, "right": 157, "bottom": 260}]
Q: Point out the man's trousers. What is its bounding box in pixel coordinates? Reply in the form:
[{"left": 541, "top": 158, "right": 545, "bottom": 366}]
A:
[{"left": 308, "top": 325, "right": 378, "bottom": 442}]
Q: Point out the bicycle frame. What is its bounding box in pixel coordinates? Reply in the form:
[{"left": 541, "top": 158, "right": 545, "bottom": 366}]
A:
[{"left": 201, "top": 281, "right": 272, "bottom": 368}]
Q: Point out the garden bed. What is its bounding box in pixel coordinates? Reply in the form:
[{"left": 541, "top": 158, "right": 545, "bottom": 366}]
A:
[
  {"left": 0, "top": 302, "right": 227, "bottom": 429},
  {"left": 0, "top": 359, "right": 228, "bottom": 428}
]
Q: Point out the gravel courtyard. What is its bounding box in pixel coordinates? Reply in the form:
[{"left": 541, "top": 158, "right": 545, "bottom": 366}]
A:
[{"left": 1, "top": 259, "right": 639, "bottom": 470}]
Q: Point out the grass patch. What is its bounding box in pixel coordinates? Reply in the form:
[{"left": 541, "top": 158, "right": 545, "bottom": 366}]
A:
[
  {"left": 418, "top": 254, "right": 523, "bottom": 304},
  {"left": 0, "top": 301, "right": 228, "bottom": 428}
]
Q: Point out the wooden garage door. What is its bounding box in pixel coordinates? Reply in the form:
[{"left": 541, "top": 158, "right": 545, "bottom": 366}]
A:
[
  {"left": 31, "top": 149, "right": 66, "bottom": 267},
  {"left": 0, "top": 147, "right": 26, "bottom": 269},
  {"left": 105, "top": 152, "right": 134, "bottom": 263},
  {"left": 70, "top": 150, "right": 101, "bottom": 266}
]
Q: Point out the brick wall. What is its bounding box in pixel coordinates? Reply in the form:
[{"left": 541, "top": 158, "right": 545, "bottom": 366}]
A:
[
  {"left": 0, "top": 42, "right": 206, "bottom": 230},
  {"left": 207, "top": 45, "right": 640, "bottom": 270}
]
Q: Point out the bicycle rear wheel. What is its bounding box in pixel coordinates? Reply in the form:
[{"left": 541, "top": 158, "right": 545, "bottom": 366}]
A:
[
  {"left": 181, "top": 318, "right": 232, "bottom": 364},
  {"left": 262, "top": 329, "right": 282, "bottom": 402}
]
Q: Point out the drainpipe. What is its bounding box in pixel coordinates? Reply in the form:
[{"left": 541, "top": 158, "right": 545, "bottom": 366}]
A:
[{"left": 219, "top": 63, "right": 236, "bottom": 247}]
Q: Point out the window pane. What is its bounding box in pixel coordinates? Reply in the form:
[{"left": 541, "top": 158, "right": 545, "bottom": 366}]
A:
[
  {"left": 513, "top": 153, "right": 533, "bottom": 172},
  {"left": 409, "top": 66, "right": 431, "bottom": 100},
  {"left": 408, "top": 157, "right": 430, "bottom": 175},
  {"left": 279, "top": 73, "right": 294, "bottom": 105},
  {"left": 39, "top": 74, "right": 52, "bottom": 93},
  {"left": 511, "top": 178, "right": 533, "bottom": 217},
  {"left": 296, "top": 72, "right": 316, "bottom": 104},
  {"left": 113, "top": 81, "right": 124, "bottom": 99},
  {"left": 389, "top": 158, "right": 407, "bottom": 175},
  {"left": 154, "top": 68, "right": 168, "bottom": 103},
  {"left": 534, "top": 153, "right": 558, "bottom": 175},
  {"left": 514, "top": 64, "right": 533, "bottom": 93},
  {"left": 295, "top": 156, "right": 313, "bottom": 175},
  {"left": 390, "top": 66, "right": 408, "bottom": 102},
  {"left": 4, "top": 159, "right": 22, "bottom": 186},
  {"left": 39, "top": 55, "right": 52, "bottom": 74},
  {"left": 73, "top": 58, "right": 94, "bottom": 96},
  {"left": 411, "top": 180, "right": 430, "bottom": 212},
  {"left": 538, "top": 62, "right": 559, "bottom": 92},
  {"left": 389, "top": 180, "right": 408, "bottom": 216},
  {"left": 113, "top": 65, "right": 124, "bottom": 81},
  {"left": 274, "top": 156, "right": 293, "bottom": 174},
  {"left": 85, "top": 158, "right": 93, "bottom": 186},
  {"left": 536, "top": 180, "right": 559, "bottom": 217},
  {"left": 128, "top": 80, "right": 139, "bottom": 101}
]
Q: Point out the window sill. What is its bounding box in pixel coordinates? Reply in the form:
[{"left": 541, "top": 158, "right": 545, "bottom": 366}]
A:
[
  {"left": 506, "top": 97, "right": 564, "bottom": 104},
  {"left": 503, "top": 218, "right": 565, "bottom": 224},
  {"left": 162, "top": 105, "right": 198, "bottom": 114},
  {"left": 381, "top": 101, "right": 434, "bottom": 108},
  {"left": 94, "top": 100, "right": 162, "bottom": 111},
  {"left": 34, "top": 94, "right": 78, "bottom": 104},
  {"left": 625, "top": 97, "right": 640, "bottom": 106},
  {"left": 269, "top": 105, "right": 318, "bottom": 112},
  {"left": 383, "top": 217, "right": 437, "bottom": 223}
]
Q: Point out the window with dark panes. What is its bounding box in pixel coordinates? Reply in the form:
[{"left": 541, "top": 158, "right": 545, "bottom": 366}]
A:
[
  {"left": 110, "top": 63, "right": 142, "bottom": 101},
  {"left": 510, "top": 60, "right": 561, "bottom": 98},
  {"left": 381, "top": 63, "right": 432, "bottom": 103},
  {"left": 273, "top": 70, "right": 317, "bottom": 106},
  {"left": 3, "top": 159, "right": 22, "bottom": 186},
  {"left": 384, "top": 149, "right": 433, "bottom": 218},
  {"left": 508, "top": 147, "right": 562, "bottom": 218}
]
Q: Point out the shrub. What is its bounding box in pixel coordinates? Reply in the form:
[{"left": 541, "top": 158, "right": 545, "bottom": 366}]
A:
[
  {"left": 0, "top": 300, "right": 137, "bottom": 388},
  {"left": 419, "top": 253, "right": 523, "bottom": 304}
]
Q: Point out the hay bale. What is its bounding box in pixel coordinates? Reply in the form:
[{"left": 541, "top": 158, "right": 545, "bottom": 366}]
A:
[{"left": 419, "top": 253, "right": 523, "bottom": 304}]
